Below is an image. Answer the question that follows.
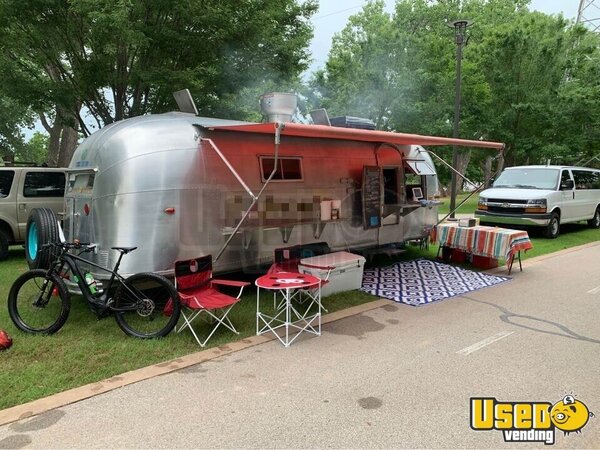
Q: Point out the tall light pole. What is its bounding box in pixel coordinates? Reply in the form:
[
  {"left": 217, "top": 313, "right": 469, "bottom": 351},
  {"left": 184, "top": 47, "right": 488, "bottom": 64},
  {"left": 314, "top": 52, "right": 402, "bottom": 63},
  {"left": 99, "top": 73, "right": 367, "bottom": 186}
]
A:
[{"left": 447, "top": 19, "right": 472, "bottom": 218}]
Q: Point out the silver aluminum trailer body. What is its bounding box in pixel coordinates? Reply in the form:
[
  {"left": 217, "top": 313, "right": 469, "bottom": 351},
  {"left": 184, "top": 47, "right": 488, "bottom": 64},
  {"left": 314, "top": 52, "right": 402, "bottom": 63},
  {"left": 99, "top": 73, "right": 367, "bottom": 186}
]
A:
[{"left": 64, "top": 112, "right": 500, "bottom": 278}]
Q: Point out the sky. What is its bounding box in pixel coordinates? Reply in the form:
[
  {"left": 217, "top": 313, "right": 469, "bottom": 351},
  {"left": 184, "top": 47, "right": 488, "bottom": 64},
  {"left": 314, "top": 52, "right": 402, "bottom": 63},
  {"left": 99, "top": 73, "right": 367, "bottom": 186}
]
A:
[{"left": 307, "top": 0, "right": 580, "bottom": 75}]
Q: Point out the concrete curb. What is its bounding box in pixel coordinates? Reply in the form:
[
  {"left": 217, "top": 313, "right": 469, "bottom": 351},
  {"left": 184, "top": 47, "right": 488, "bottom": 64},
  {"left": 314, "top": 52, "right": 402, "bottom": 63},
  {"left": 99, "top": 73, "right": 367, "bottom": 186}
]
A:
[{"left": 0, "top": 299, "right": 389, "bottom": 427}]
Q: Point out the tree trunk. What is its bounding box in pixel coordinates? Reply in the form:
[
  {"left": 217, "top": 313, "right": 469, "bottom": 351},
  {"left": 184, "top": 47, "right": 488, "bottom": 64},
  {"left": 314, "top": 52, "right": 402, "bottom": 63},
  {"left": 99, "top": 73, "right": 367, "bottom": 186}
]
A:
[
  {"left": 57, "top": 124, "right": 79, "bottom": 167},
  {"left": 483, "top": 155, "right": 493, "bottom": 187},
  {"left": 42, "top": 107, "right": 80, "bottom": 168},
  {"left": 456, "top": 149, "right": 472, "bottom": 191}
]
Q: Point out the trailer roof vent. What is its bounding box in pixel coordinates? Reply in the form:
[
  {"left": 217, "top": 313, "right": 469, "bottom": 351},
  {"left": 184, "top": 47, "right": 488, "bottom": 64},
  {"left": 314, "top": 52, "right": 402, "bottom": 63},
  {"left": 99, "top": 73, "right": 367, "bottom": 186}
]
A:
[
  {"left": 260, "top": 92, "right": 297, "bottom": 123},
  {"left": 173, "top": 89, "right": 199, "bottom": 115},
  {"left": 330, "top": 116, "right": 376, "bottom": 130}
]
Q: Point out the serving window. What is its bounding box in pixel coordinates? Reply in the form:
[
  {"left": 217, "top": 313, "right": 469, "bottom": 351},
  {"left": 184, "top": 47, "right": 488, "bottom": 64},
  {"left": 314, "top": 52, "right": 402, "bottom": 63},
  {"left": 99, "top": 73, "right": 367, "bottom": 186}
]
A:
[{"left": 260, "top": 156, "right": 303, "bottom": 182}]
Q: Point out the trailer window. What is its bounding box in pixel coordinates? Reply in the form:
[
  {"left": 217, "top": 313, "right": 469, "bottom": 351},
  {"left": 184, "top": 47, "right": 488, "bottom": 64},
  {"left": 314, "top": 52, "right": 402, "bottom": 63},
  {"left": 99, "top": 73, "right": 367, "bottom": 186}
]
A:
[
  {"left": 383, "top": 168, "right": 399, "bottom": 205},
  {"left": 260, "top": 157, "right": 303, "bottom": 182},
  {"left": 68, "top": 173, "right": 95, "bottom": 195},
  {"left": 23, "top": 172, "right": 65, "bottom": 198},
  {"left": 0, "top": 170, "right": 15, "bottom": 197},
  {"left": 405, "top": 172, "right": 425, "bottom": 202}
]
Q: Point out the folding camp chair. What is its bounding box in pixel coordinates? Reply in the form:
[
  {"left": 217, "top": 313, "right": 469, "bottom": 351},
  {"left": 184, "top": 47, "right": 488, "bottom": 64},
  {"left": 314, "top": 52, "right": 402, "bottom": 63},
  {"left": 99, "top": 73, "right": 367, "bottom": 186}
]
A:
[
  {"left": 266, "top": 244, "right": 333, "bottom": 312},
  {"left": 174, "top": 255, "right": 249, "bottom": 347}
]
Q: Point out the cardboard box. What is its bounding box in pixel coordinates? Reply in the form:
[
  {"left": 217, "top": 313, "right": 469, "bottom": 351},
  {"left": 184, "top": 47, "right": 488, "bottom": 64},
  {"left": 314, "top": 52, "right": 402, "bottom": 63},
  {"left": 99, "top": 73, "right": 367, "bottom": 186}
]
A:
[
  {"left": 299, "top": 251, "right": 366, "bottom": 297},
  {"left": 472, "top": 255, "right": 499, "bottom": 269},
  {"left": 459, "top": 218, "right": 477, "bottom": 227},
  {"left": 451, "top": 249, "right": 468, "bottom": 263}
]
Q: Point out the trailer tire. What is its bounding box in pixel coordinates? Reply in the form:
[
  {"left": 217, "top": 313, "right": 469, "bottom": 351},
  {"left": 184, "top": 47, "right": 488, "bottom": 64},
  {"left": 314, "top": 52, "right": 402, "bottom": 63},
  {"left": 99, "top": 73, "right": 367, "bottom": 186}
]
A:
[
  {"left": 0, "top": 229, "right": 9, "bottom": 261},
  {"left": 25, "top": 208, "right": 61, "bottom": 269}
]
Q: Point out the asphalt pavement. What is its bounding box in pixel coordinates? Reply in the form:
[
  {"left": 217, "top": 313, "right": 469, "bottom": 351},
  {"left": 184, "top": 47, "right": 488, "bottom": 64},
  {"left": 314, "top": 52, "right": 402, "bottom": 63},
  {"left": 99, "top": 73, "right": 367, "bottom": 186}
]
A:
[{"left": 1, "top": 243, "right": 599, "bottom": 449}]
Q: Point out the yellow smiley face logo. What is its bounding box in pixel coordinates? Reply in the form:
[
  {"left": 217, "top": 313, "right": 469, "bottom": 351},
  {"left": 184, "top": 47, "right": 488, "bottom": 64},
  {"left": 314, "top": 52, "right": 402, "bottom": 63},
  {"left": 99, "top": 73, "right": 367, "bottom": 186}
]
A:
[{"left": 550, "top": 395, "right": 592, "bottom": 434}]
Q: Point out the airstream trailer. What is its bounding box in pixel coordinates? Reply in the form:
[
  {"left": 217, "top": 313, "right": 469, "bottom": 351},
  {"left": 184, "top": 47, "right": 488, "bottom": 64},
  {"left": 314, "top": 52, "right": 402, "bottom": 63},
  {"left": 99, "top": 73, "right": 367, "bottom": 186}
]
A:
[{"left": 58, "top": 112, "right": 503, "bottom": 279}]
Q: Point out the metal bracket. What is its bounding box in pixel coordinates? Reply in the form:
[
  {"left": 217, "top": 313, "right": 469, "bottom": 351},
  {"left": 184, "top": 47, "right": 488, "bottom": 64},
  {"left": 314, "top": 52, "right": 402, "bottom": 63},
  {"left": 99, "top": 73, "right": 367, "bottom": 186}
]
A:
[
  {"left": 312, "top": 222, "right": 327, "bottom": 239},
  {"left": 280, "top": 226, "right": 294, "bottom": 244}
]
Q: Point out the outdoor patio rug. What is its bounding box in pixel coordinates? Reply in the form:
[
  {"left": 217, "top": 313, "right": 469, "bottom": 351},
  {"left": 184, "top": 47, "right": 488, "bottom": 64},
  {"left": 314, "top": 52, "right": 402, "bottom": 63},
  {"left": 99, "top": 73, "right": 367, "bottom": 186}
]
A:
[{"left": 360, "top": 258, "right": 511, "bottom": 306}]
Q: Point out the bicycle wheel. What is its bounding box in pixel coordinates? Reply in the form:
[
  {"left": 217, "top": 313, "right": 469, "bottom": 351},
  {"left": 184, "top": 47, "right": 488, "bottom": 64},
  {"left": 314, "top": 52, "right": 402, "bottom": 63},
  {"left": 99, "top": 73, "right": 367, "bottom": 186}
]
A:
[
  {"left": 113, "top": 272, "right": 181, "bottom": 338},
  {"left": 8, "top": 269, "right": 70, "bottom": 334}
]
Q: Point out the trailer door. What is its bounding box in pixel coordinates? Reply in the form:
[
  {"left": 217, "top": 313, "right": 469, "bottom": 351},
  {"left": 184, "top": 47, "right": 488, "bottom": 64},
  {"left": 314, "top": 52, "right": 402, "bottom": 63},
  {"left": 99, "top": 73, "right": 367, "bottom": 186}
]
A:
[
  {"left": 362, "top": 166, "right": 383, "bottom": 230},
  {"left": 64, "top": 170, "right": 96, "bottom": 243}
]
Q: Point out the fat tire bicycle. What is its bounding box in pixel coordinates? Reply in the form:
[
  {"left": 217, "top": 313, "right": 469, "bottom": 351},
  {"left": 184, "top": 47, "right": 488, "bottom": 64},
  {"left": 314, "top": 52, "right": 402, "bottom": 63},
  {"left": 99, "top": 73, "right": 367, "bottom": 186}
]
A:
[{"left": 7, "top": 241, "right": 181, "bottom": 338}]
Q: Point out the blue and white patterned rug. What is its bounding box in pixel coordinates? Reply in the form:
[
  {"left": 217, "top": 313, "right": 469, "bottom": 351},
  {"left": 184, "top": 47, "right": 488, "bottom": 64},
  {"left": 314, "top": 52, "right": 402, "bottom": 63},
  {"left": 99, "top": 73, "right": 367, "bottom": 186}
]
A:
[{"left": 360, "top": 259, "right": 511, "bottom": 306}]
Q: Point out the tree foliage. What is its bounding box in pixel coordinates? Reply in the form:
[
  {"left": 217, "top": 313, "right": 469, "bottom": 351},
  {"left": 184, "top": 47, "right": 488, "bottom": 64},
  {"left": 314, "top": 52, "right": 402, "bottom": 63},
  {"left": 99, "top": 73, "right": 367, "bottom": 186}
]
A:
[
  {"left": 0, "top": 0, "right": 317, "bottom": 166},
  {"left": 311, "top": 0, "right": 600, "bottom": 187}
]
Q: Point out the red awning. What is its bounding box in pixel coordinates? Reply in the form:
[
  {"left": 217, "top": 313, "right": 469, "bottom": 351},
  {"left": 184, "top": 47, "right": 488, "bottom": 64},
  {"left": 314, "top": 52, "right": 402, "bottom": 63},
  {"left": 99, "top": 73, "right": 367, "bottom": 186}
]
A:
[{"left": 207, "top": 122, "right": 504, "bottom": 150}]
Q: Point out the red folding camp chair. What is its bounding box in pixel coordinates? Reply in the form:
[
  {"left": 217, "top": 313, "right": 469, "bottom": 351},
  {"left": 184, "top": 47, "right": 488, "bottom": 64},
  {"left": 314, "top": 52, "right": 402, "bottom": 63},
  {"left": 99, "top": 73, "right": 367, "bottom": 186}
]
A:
[
  {"left": 174, "top": 255, "right": 249, "bottom": 347},
  {"left": 266, "top": 245, "right": 333, "bottom": 312}
]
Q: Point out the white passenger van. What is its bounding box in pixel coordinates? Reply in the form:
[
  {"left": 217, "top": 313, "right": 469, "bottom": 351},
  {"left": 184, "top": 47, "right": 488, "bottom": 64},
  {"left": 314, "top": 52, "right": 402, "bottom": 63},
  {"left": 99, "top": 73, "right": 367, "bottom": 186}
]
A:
[{"left": 475, "top": 165, "right": 600, "bottom": 238}]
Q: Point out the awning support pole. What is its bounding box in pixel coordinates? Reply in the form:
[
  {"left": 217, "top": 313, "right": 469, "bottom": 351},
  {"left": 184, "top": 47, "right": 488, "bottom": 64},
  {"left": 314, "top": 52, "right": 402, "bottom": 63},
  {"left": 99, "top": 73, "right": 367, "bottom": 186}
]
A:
[
  {"left": 204, "top": 122, "right": 284, "bottom": 263},
  {"left": 424, "top": 149, "right": 502, "bottom": 225}
]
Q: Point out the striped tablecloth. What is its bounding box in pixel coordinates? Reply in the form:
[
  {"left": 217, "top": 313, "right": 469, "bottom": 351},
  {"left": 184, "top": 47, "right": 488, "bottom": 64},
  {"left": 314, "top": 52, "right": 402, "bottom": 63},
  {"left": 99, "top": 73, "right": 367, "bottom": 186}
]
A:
[{"left": 435, "top": 223, "right": 533, "bottom": 262}]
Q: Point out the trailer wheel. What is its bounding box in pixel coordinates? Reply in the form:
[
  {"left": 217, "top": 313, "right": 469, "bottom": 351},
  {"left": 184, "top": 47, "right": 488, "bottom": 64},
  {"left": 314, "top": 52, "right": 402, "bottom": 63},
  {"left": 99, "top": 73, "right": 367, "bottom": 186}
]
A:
[
  {"left": 0, "top": 229, "right": 9, "bottom": 260},
  {"left": 25, "top": 208, "right": 61, "bottom": 269}
]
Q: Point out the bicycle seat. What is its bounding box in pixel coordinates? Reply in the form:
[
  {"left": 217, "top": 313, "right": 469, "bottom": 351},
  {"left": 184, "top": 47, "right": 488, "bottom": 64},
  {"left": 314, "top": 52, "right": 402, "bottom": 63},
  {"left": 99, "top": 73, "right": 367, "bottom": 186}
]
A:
[{"left": 112, "top": 246, "right": 138, "bottom": 254}]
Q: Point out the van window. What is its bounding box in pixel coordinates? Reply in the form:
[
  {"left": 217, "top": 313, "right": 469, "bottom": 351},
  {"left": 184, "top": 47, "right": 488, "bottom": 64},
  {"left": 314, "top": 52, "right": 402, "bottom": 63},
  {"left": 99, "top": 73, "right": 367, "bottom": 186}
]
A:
[
  {"left": 0, "top": 170, "right": 15, "bottom": 198},
  {"left": 560, "top": 170, "right": 572, "bottom": 188},
  {"left": 23, "top": 172, "right": 65, "bottom": 198},
  {"left": 572, "top": 170, "right": 600, "bottom": 190},
  {"left": 493, "top": 168, "right": 559, "bottom": 190},
  {"left": 260, "top": 156, "right": 303, "bottom": 182}
]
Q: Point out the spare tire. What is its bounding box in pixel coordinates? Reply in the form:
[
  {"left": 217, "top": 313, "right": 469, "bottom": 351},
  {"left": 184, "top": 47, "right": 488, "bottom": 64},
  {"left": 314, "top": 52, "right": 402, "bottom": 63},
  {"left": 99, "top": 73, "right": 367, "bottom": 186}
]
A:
[{"left": 25, "top": 208, "right": 61, "bottom": 269}]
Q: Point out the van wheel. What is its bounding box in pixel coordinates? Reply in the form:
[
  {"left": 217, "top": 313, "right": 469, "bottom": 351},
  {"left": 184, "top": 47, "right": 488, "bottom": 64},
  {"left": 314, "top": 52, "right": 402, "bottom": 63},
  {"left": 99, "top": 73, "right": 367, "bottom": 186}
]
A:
[
  {"left": 544, "top": 212, "right": 560, "bottom": 239},
  {"left": 25, "top": 208, "right": 61, "bottom": 269},
  {"left": 0, "top": 229, "right": 9, "bottom": 260},
  {"left": 587, "top": 207, "right": 600, "bottom": 228}
]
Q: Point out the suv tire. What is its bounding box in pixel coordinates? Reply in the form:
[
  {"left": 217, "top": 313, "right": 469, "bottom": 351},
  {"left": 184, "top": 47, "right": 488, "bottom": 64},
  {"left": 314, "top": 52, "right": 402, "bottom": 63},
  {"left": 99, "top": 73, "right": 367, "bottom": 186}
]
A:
[
  {"left": 25, "top": 208, "right": 61, "bottom": 269},
  {"left": 0, "top": 229, "right": 9, "bottom": 260}
]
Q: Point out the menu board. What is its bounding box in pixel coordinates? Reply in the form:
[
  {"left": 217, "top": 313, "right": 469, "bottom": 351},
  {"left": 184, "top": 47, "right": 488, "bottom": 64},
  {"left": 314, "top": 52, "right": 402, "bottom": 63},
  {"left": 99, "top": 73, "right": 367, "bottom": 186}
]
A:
[{"left": 362, "top": 166, "right": 382, "bottom": 229}]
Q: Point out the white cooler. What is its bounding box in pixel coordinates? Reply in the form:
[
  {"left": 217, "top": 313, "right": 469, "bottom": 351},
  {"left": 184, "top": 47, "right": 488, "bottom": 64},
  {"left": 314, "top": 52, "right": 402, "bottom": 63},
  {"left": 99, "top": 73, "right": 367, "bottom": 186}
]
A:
[{"left": 299, "top": 251, "right": 366, "bottom": 297}]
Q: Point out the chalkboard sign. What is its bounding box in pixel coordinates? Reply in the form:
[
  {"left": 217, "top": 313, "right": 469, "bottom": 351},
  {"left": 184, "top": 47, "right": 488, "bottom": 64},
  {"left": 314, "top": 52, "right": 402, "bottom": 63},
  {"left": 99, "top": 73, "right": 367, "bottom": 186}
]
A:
[{"left": 362, "top": 166, "right": 382, "bottom": 229}]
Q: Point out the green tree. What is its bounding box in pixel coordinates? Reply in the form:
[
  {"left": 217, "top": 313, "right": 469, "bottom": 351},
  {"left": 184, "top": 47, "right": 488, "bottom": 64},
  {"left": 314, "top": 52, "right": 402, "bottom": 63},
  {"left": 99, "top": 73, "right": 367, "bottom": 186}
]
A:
[
  {"left": 0, "top": 0, "right": 317, "bottom": 166},
  {"left": 16, "top": 132, "right": 49, "bottom": 165},
  {"left": 311, "top": 0, "right": 600, "bottom": 189},
  {"left": 0, "top": 95, "right": 32, "bottom": 163}
]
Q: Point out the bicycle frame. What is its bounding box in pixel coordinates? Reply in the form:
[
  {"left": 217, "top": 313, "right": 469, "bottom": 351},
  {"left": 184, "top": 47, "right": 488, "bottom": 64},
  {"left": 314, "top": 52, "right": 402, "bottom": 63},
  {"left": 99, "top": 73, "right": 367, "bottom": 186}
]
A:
[{"left": 49, "top": 248, "right": 134, "bottom": 312}]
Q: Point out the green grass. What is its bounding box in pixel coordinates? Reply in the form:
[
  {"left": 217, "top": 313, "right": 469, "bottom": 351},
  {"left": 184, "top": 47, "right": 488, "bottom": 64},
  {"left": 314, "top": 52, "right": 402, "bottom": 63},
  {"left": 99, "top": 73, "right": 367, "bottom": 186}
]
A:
[
  {"left": 0, "top": 246, "right": 379, "bottom": 410},
  {"left": 437, "top": 192, "right": 481, "bottom": 215},
  {"left": 1, "top": 217, "right": 599, "bottom": 410}
]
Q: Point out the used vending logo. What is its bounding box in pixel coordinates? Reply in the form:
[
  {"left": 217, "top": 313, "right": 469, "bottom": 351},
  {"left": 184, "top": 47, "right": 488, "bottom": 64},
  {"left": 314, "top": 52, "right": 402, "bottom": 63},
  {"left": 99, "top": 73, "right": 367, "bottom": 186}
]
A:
[{"left": 470, "top": 395, "right": 593, "bottom": 445}]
